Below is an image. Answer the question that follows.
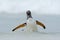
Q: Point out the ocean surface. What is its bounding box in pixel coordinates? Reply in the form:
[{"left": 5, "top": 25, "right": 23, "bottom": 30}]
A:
[{"left": 0, "top": 13, "right": 60, "bottom": 33}]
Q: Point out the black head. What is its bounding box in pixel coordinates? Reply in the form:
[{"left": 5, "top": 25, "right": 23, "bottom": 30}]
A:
[
  {"left": 26, "top": 10, "right": 32, "bottom": 19},
  {"left": 26, "top": 10, "right": 31, "bottom": 15}
]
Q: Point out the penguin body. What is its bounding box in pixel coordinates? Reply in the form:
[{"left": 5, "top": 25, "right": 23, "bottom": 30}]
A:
[
  {"left": 25, "top": 18, "right": 38, "bottom": 32},
  {"left": 12, "top": 10, "right": 46, "bottom": 32}
]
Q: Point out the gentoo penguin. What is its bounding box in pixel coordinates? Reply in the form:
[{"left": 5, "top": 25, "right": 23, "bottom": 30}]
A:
[{"left": 12, "top": 10, "right": 46, "bottom": 32}]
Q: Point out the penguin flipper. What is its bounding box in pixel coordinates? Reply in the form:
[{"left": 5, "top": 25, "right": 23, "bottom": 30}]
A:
[
  {"left": 36, "top": 20, "right": 46, "bottom": 29},
  {"left": 12, "top": 23, "right": 27, "bottom": 31}
]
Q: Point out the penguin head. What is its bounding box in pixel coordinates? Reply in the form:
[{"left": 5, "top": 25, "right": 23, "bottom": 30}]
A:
[
  {"left": 26, "top": 10, "right": 31, "bottom": 15},
  {"left": 26, "top": 10, "right": 32, "bottom": 19}
]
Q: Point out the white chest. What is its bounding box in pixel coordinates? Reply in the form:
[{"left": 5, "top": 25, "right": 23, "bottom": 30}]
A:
[{"left": 25, "top": 18, "right": 38, "bottom": 32}]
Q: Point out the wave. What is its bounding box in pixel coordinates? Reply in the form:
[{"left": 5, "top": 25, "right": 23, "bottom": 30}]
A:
[{"left": 0, "top": 32, "right": 60, "bottom": 40}]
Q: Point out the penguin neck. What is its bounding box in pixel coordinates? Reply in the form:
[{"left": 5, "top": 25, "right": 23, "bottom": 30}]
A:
[{"left": 27, "top": 15, "right": 32, "bottom": 19}]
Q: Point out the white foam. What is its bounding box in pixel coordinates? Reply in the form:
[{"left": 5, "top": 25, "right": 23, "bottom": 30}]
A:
[{"left": 0, "top": 32, "right": 60, "bottom": 40}]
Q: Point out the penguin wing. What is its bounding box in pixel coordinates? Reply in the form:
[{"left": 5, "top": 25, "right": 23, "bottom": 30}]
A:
[
  {"left": 36, "top": 20, "right": 46, "bottom": 29},
  {"left": 12, "top": 23, "right": 27, "bottom": 31}
]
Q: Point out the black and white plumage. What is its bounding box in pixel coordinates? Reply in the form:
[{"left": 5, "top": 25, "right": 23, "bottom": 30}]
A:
[{"left": 12, "top": 10, "right": 46, "bottom": 32}]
